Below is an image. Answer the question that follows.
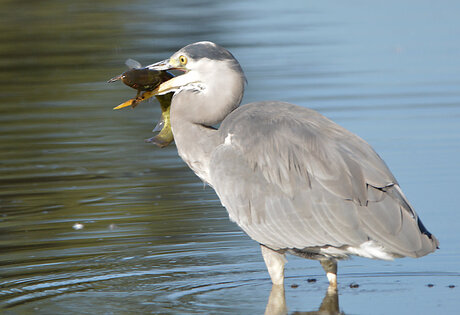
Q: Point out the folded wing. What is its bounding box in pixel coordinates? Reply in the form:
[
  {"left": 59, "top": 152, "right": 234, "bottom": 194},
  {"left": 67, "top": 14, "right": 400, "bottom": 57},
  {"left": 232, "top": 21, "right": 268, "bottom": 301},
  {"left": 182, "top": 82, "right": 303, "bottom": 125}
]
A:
[{"left": 209, "top": 102, "right": 438, "bottom": 258}]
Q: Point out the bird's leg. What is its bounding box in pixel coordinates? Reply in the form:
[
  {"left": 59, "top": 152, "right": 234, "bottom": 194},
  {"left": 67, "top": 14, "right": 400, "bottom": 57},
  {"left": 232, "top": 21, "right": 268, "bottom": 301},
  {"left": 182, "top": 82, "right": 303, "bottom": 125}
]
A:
[
  {"left": 261, "top": 245, "right": 287, "bottom": 285},
  {"left": 320, "top": 259, "right": 338, "bottom": 291}
]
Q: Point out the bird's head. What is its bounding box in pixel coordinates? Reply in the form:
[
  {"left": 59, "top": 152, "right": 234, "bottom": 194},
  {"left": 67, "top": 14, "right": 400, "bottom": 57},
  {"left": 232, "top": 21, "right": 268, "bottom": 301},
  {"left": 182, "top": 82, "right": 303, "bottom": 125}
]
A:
[
  {"left": 145, "top": 41, "right": 246, "bottom": 126},
  {"left": 147, "top": 41, "right": 246, "bottom": 98}
]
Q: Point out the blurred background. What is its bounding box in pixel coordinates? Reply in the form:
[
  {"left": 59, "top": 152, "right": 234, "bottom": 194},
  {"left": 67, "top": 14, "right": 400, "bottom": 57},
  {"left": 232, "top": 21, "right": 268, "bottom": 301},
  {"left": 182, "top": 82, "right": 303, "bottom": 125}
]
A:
[{"left": 1, "top": 0, "right": 459, "bottom": 313}]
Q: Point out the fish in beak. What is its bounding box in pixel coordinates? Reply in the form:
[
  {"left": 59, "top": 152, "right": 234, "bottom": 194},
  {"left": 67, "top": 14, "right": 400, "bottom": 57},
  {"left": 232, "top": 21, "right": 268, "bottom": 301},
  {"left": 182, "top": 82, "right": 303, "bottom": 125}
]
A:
[
  {"left": 108, "top": 59, "right": 177, "bottom": 147},
  {"left": 109, "top": 59, "right": 174, "bottom": 110}
]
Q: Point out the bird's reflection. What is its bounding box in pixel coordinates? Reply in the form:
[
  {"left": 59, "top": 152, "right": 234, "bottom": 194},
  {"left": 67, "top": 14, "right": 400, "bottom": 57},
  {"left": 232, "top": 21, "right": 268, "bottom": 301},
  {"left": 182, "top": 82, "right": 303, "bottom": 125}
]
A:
[{"left": 265, "top": 285, "right": 345, "bottom": 315}]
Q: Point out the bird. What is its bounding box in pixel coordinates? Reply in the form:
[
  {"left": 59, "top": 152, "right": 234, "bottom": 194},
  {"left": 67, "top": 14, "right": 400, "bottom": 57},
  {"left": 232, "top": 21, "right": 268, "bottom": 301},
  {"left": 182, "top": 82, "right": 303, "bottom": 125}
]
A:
[{"left": 142, "top": 41, "right": 438, "bottom": 289}]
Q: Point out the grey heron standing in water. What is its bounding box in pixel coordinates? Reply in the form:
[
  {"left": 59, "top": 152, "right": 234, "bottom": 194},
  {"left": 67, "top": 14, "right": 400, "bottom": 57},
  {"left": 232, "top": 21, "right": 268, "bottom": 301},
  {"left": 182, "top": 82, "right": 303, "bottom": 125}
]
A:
[{"left": 141, "top": 41, "right": 438, "bottom": 289}]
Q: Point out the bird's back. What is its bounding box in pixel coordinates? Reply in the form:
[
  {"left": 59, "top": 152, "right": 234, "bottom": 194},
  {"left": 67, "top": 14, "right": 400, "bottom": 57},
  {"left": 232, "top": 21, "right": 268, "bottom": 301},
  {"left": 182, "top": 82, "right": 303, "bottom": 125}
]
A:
[{"left": 209, "top": 101, "right": 438, "bottom": 260}]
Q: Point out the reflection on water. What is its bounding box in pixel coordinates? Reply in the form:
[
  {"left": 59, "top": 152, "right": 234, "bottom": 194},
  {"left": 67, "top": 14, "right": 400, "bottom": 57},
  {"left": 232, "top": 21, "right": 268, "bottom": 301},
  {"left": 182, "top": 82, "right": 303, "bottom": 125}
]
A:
[
  {"left": 266, "top": 285, "right": 343, "bottom": 315},
  {"left": 1, "top": 0, "right": 460, "bottom": 314}
]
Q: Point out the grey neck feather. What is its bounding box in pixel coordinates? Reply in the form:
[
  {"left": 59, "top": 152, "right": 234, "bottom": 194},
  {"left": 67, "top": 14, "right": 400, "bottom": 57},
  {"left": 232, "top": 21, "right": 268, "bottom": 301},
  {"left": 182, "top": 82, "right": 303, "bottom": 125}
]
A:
[{"left": 169, "top": 59, "right": 245, "bottom": 184}]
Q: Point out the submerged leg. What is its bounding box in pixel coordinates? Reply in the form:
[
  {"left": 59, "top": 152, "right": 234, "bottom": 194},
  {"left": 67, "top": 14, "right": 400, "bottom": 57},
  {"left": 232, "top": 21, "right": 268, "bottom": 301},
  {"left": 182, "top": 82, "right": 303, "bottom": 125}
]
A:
[
  {"left": 320, "top": 259, "right": 338, "bottom": 290},
  {"left": 261, "top": 245, "right": 287, "bottom": 285}
]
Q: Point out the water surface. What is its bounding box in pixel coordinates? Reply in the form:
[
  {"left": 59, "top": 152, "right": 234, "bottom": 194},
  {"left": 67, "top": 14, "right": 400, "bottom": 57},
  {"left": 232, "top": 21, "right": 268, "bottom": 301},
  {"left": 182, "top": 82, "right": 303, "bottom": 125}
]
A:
[{"left": 1, "top": 0, "right": 459, "bottom": 314}]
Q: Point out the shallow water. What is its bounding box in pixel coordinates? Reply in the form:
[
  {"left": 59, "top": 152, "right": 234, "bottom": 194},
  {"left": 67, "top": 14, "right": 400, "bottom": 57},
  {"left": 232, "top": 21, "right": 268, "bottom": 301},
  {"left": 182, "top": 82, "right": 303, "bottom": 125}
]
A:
[{"left": 1, "top": 0, "right": 459, "bottom": 314}]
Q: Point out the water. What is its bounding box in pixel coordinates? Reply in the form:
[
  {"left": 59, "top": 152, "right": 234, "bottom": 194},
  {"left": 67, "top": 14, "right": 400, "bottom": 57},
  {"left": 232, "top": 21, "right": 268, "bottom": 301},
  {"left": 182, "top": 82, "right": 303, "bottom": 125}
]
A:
[{"left": 1, "top": 0, "right": 459, "bottom": 314}]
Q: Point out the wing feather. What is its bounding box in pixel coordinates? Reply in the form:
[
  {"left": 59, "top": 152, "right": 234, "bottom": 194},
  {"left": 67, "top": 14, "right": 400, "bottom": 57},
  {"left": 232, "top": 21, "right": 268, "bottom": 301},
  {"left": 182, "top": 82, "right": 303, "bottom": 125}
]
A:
[{"left": 209, "top": 102, "right": 438, "bottom": 258}]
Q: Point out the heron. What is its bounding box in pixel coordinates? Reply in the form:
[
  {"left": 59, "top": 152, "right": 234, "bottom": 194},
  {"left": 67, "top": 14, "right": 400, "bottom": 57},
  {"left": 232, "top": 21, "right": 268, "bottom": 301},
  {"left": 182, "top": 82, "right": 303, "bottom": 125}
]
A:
[{"left": 128, "top": 41, "right": 439, "bottom": 289}]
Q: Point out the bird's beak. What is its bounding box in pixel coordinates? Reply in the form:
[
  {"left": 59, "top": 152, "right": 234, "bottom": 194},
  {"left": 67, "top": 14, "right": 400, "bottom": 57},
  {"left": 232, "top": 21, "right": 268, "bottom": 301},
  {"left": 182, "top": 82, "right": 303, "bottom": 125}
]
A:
[
  {"left": 145, "top": 59, "right": 173, "bottom": 71},
  {"left": 153, "top": 76, "right": 186, "bottom": 95},
  {"left": 146, "top": 58, "right": 190, "bottom": 95}
]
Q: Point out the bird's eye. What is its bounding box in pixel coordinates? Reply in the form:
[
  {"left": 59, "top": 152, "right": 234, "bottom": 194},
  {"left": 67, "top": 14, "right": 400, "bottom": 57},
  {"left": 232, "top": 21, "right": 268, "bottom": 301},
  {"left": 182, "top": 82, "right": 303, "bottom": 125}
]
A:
[{"left": 179, "top": 55, "right": 188, "bottom": 65}]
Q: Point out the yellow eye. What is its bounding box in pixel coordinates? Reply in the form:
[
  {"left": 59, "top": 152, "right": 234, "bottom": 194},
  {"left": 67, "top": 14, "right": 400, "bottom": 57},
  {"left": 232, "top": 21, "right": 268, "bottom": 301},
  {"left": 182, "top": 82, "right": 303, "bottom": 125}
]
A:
[{"left": 179, "top": 55, "right": 188, "bottom": 65}]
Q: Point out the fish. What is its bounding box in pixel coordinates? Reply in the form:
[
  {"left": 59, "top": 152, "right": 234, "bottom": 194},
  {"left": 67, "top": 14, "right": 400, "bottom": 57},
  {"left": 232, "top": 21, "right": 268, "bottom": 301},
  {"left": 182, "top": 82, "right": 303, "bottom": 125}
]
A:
[{"left": 109, "top": 59, "right": 174, "bottom": 147}]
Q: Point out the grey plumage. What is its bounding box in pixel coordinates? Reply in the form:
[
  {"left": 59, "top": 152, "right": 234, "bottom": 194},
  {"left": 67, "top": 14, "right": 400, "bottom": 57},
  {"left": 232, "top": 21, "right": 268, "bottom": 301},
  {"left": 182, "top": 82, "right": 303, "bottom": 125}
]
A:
[
  {"left": 211, "top": 102, "right": 436, "bottom": 259},
  {"left": 181, "top": 41, "right": 239, "bottom": 62},
  {"left": 147, "top": 41, "right": 438, "bottom": 287}
]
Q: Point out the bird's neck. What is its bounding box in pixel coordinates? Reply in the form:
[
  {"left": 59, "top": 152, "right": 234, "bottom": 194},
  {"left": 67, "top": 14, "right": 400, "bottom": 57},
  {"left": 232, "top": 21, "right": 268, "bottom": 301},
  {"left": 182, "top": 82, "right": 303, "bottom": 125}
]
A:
[
  {"left": 170, "top": 110, "right": 221, "bottom": 185},
  {"left": 168, "top": 66, "right": 245, "bottom": 184}
]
